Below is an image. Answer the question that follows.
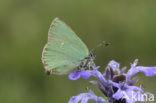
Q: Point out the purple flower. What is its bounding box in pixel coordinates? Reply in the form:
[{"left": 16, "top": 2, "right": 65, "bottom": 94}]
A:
[
  {"left": 68, "top": 90, "right": 106, "bottom": 103},
  {"left": 68, "top": 59, "right": 156, "bottom": 103}
]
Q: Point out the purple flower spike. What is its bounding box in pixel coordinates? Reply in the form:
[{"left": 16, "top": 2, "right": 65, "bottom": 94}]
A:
[
  {"left": 68, "top": 90, "right": 105, "bottom": 103},
  {"left": 68, "top": 59, "right": 156, "bottom": 103}
]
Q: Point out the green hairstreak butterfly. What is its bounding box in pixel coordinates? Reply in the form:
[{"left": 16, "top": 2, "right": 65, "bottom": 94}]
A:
[{"left": 42, "top": 18, "right": 96, "bottom": 75}]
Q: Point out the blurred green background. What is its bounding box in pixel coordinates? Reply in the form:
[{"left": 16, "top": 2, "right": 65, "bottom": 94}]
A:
[{"left": 0, "top": 0, "right": 156, "bottom": 103}]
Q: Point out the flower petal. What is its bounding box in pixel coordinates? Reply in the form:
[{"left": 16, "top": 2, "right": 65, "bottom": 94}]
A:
[
  {"left": 81, "top": 98, "right": 88, "bottom": 103},
  {"left": 109, "top": 80, "right": 119, "bottom": 88},
  {"left": 68, "top": 66, "right": 101, "bottom": 80},
  {"left": 93, "top": 66, "right": 101, "bottom": 70},
  {"left": 136, "top": 66, "right": 156, "bottom": 76},
  {"left": 125, "top": 90, "right": 135, "bottom": 103},
  {"left": 68, "top": 72, "right": 81, "bottom": 80},
  {"left": 125, "top": 90, "right": 145, "bottom": 103},
  {"left": 113, "top": 89, "right": 124, "bottom": 100},
  {"left": 130, "top": 59, "right": 138, "bottom": 68},
  {"left": 127, "top": 77, "right": 139, "bottom": 86},
  {"left": 89, "top": 81, "right": 107, "bottom": 96},
  {"left": 108, "top": 60, "right": 120, "bottom": 72},
  {"left": 68, "top": 90, "right": 105, "bottom": 103},
  {"left": 127, "top": 66, "right": 156, "bottom": 81},
  {"left": 128, "top": 86, "right": 143, "bottom": 93},
  {"left": 80, "top": 71, "right": 92, "bottom": 79},
  {"left": 68, "top": 66, "right": 108, "bottom": 87},
  {"left": 68, "top": 96, "right": 81, "bottom": 103}
]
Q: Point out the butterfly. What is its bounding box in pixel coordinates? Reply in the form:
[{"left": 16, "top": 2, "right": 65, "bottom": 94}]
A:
[{"left": 41, "top": 18, "right": 97, "bottom": 75}]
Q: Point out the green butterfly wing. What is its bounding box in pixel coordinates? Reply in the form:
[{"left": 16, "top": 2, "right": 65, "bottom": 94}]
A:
[{"left": 42, "top": 18, "right": 89, "bottom": 74}]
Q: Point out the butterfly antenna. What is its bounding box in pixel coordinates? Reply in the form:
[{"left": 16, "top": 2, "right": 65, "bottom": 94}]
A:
[{"left": 90, "top": 41, "right": 110, "bottom": 53}]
